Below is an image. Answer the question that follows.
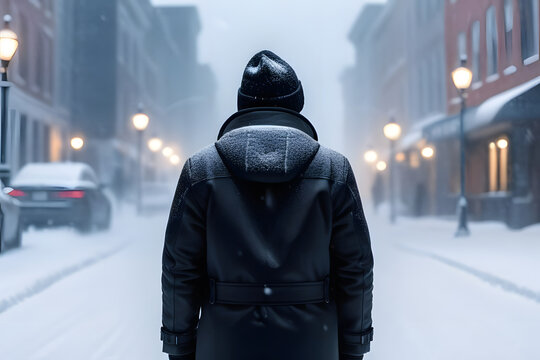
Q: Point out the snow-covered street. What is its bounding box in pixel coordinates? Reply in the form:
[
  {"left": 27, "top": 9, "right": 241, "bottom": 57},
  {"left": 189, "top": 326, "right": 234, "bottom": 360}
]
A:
[{"left": 0, "top": 209, "right": 539, "bottom": 360}]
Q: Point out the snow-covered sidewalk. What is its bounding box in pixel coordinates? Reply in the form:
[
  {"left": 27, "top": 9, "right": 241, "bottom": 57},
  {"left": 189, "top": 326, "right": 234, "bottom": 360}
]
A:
[
  {"left": 0, "top": 208, "right": 163, "bottom": 315},
  {"left": 374, "top": 215, "right": 540, "bottom": 301},
  {"left": 368, "top": 213, "right": 540, "bottom": 360}
]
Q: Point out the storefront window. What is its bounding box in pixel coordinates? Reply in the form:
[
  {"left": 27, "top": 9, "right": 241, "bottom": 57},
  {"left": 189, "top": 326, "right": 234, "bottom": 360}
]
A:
[{"left": 488, "top": 137, "right": 509, "bottom": 192}]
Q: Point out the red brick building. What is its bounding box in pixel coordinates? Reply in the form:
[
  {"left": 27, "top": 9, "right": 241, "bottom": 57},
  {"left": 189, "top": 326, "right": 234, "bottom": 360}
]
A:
[
  {"left": 0, "top": 0, "right": 70, "bottom": 181},
  {"left": 425, "top": 0, "right": 540, "bottom": 228}
]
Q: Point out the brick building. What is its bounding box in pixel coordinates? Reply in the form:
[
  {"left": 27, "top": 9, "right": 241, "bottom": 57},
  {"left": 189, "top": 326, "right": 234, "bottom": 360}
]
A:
[
  {"left": 424, "top": 0, "right": 540, "bottom": 228},
  {"left": 0, "top": 0, "right": 70, "bottom": 183}
]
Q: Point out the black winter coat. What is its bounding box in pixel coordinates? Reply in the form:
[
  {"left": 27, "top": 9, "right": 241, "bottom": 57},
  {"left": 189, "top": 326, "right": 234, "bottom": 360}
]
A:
[{"left": 162, "top": 108, "right": 374, "bottom": 360}]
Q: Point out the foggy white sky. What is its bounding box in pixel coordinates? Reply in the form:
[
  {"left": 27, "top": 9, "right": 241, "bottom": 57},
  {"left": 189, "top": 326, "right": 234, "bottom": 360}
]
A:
[{"left": 151, "top": 0, "right": 384, "bottom": 152}]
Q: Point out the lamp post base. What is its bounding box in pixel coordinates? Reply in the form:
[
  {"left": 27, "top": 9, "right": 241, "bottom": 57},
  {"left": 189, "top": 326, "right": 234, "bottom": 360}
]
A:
[{"left": 455, "top": 197, "right": 470, "bottom": 237}]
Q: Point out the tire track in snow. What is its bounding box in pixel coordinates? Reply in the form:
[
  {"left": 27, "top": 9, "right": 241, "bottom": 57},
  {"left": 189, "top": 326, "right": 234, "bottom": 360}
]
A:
[
  {"left": 0, "top": 242, "right": 130, "bottom": 315},
  {"left": 397, "top": 244, "right": 540, "bottom": 304}
]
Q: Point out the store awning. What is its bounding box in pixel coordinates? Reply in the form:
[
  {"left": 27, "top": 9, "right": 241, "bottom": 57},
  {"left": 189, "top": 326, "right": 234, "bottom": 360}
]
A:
[
  {"left": 399, "top": 113, "right": 446, "bottom": 150},
  {"left": 424, "top": 75, "right": 540, "bottom": 141}
]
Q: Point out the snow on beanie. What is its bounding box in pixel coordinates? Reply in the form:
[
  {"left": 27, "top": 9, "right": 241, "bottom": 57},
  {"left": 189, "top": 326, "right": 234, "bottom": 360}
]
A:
[{"left": 237, "top": 50, "right": 304, "bottom": 113}]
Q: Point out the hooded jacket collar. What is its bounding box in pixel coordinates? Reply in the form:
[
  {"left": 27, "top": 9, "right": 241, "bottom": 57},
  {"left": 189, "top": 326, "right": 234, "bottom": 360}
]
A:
[{"left": 217, "top": 107, "right": 318, "bottom": 141}]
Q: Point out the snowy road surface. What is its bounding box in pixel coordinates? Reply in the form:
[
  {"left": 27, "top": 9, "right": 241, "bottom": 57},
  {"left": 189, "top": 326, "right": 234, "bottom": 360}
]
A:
[{"left": 0, "top": 210, "right": 539, "bottom": 360}]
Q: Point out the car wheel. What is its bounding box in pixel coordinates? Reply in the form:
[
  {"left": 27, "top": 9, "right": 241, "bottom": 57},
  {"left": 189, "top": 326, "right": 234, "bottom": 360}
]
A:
[
  {"left": 76, "top": 219, "right": 93, "bottom": 233},
  {"left": 9, "top": 224, "right": 22, "bottom": 249},
  {"left": 98, "top": 205, "right": 112, "bottom": 231},
  {"left": 76, "top": 212, "right": 93, "bottom": 233}
]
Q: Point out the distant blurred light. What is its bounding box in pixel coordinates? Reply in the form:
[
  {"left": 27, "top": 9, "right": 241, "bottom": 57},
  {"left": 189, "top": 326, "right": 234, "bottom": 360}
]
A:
[
  {"left": 0, "top": 15, "right": 18, "bottom": 62},
  {"left": 70, "top": 136, "right": 84, "bottom": 150},
  {"left": 409, "top": 151, "right": 420, "bottom": 168},
  {"left": 452, "top": 65, "right": 473, "bottom": 90},
  {"left": 170, "top": 154, "right": 180, "bottom": 165},
  {"left": 489, "top": 142, "right": 496, "bottom": 150},
  {"left": 395, "top": 152, "right": 406, "bottom": 162},
  {"left": 376, "top": 161, "right": 387, "bottom": 172},
  {"left": 162, "top": 146, "right": 173, "bottom": 158},
  {"left": 364, "top": 150, "right": 378, "bottom": 163},
  {"left": 421, "top": 146, "right": 435, "bottom": 159},
  {"left": 148, "top": 137, "right": 163, "bottom": 152},
  {"left": 383, "top": 121, "right": 401, "bottom": 141},
  {"left": 496, "top": 138, "right": 508, "bottom": 149},
  {"left": 132, "top": 112, "right": 149, "bottom": 131}
]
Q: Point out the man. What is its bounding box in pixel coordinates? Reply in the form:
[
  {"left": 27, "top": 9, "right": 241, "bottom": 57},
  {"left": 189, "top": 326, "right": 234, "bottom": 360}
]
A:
[{"left": 161, "top": 50, "right": 373, "bottom": 360}]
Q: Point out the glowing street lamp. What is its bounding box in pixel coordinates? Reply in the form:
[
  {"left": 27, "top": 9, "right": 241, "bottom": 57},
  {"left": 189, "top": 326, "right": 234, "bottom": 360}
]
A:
[
  {"left": 376, "top": 161, "right": 387, "bottom": 172},
  {"left": 421, "top": 146, "right": 435, "bottom": 159},
  {"left": 383, "top": 121, "right": 402, "bottom": 141},
  {"left": 451, "top": 63, "right": 473, "bottom": 91},
  {"left": 364, "top": 150, "right": 378, "bottom": 164},
  {"left": 132, "top": 112, "right": 149, "bottom": 131},
  {"left": 162, "top": 146, "right": 173, "bottom": 158},
  {"left": 148, "top": 137, "right": 163, "bottom": 152},
  {"left": 0, "top": 15, "right": 19, "bottom": 174},
  {"left": 383, "top": 118, "right": 401, "bottom": 224},
  {"left": 70, "top": 136, "right": 84, "bottom": 151},
  {"left": 132, "top": 108, "right": 149, "bottom": 215},
  {"left": 170, "top": 154, "right": 180, "bottom": 166},
  {"left": 452, "top": 57, "right": 473, "bottom": 237}
]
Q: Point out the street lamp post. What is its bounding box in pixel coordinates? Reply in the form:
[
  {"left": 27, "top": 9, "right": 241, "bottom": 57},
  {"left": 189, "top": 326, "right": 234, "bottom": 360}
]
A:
[
  {"left": 451, "top": 58, "right": 473, "bottom": 237},
  {"left": 383, "top": 119, "right": 402, "bottom": 224},
  {"left": 132, "top": 110, "right": 149, "bottom": 215},
  {"left": 0, "top": 15, "right": 19, "bottom": 183},
  {"left": 147, "top": 137, "right": 163, "bottom": 182}
]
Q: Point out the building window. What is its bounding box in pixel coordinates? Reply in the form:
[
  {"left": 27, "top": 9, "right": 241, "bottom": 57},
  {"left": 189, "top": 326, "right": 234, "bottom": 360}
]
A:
[
  {"left": 519, "top": 0, "right": 540, "bottom": 63},
  {"left": 19, "top": 114, "right": 27, "bottom": 167},
  {"left": 44, "top": 36, "right": 53, "bottom": 96},
  {"left": 32, "top": 121, "right": 40, "bottom": 162},
  {"left": 35, "top": 32, "right": 46, "bottom": 91},
  {"left": 471, "top": 20, "right": 481, "bottom": 81},
  {"left": 504, "top": 0, "right": 514, "bottom": 62},
  {"left": 488, "top": 137, "right": 509, "bottom": 192},
  {"left": 17, "top": 14, "right": 29, "bottom": 80},
  {"left": 457, "top": 31, "right": 467, "bottom": 65},
  {"left": 486, "top": 6, "right": 499, "bottom": 76},
  {"left": 43, "top": 124, "right": 50, "bottom": 161}
]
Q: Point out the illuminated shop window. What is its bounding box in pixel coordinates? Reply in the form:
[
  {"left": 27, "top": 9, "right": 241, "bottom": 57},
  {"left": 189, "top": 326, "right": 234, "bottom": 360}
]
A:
[{"left": 488, "top": 137, "right": 509, "bottom": 192}]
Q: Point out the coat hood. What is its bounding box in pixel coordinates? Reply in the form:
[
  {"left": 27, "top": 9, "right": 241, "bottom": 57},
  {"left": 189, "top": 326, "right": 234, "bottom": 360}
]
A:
[{"left": 215, "top": 109, "right": 320, "bottom": 183}]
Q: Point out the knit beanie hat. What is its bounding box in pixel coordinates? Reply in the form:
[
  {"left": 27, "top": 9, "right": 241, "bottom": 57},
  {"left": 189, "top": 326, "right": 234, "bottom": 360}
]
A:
[{"left": 237, "top": 50, "right": 304, "bottom": 113}]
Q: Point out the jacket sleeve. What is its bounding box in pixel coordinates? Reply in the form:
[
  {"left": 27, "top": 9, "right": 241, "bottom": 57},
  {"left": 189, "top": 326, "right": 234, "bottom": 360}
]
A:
[
  {"left": 331, "top": 158, "right": 374, "bottom": 359},
  {"left": 161, "top": 160, "right": 206, "bottom": 356}
]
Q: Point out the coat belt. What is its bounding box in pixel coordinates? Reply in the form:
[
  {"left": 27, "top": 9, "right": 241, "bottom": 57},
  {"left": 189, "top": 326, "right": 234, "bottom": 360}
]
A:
[{"left": 208, "top": 277, "right": 330, "bottom": 305}]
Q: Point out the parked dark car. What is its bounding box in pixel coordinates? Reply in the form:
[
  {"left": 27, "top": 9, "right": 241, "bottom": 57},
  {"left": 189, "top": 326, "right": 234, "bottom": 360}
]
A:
[
  {"left": 7, "top": 163, "right": 112, "bottom": 232},
  {"left": 0, "top": 181, "right": 22, "bottom": 252}
]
